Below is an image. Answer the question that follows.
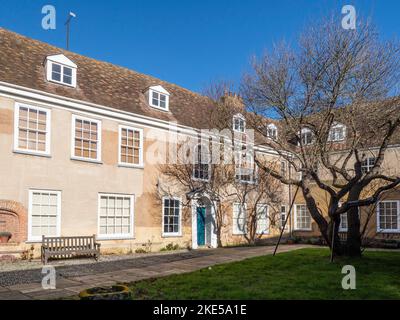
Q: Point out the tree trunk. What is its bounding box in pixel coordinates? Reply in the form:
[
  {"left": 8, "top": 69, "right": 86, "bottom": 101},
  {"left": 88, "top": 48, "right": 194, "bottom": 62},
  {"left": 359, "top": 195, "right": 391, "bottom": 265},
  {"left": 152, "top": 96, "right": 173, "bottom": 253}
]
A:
[
  {"left": 346, "top": 187, "right": 362, "bottom": 257},
  {"left": 327, "top": 215, "right": 344, "bottom": 256}
]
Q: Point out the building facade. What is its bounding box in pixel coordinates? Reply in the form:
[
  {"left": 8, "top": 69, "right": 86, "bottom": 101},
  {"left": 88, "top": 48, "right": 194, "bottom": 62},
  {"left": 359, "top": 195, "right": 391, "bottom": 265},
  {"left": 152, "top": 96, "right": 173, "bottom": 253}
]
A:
[{"left": 0, "top": 29, "right": 399, "bottom": 258}]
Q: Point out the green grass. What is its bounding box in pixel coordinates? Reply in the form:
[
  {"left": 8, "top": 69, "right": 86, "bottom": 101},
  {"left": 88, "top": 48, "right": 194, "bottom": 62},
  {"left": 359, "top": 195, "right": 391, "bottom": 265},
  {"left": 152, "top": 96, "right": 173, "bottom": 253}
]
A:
[{"left": 128, "top": 248, "right": 400, "bottom": 300}]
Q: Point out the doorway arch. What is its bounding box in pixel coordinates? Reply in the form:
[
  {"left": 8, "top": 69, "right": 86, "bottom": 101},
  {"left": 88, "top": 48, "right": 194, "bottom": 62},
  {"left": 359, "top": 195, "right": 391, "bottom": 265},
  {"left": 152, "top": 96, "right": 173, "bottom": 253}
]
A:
[{"left": 191, "top": 195, "right": 217, "bottom": 249}]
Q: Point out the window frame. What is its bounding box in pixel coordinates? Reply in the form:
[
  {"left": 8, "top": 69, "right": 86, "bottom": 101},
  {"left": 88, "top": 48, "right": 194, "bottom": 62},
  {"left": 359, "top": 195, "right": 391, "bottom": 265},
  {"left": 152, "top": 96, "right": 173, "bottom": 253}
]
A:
[
  {"left": 280, "top": 160, "right": 287, "bottom": 177},
  {"left": 28, "top": 189, "right": 61, "bottom": 242},
  {"left": 361, "top": 157, "right": 376, "bottom": 174},
  {"left": 338, "top": 212, "right": 348, "bottom": 232},
  {"left": 235, "top": 150, "right": 255, "bottom": 184},
  {"left": 256, "top": 204, "right": 269, "bottom": 235},
  {"left": 149, "top": 88, "right": 170, "bottom": 111},
  {"left": 46, "top": 61, "right": 77, "bottom": 88},
  {"left": 162, "top": 197, "right": 182, "bottom": 237},
  {"left": 377, "top": 200, "right": 400, "bottom": 233},
  {"left": 193, "top": 143, "right": 211, "bottom": 181},
  {"left": 233, "top": 202, "right": 247, "bottom": 235},
  {"left": 294, "top": 204, "right": 312, "bottom": 231},
  {"left": 71, "top": 114, "right": 102, "bottom": 163},
  {"left": 233, "top": 114, "right": 246, "bottom": 133},
  {"left": 118, "top": 125, "right": 144, "bottom": 168},
  {"left": 267, "top": 123, "right": 278, "bottom": 140},
  {"left": 300, "top": 128, "right": 313, "bottom": 146},
  {"left": 328, "top": 123, "right": 346, "bottom": 142},
  {"left": 97, "top": 193, "right": 135, "bottom": 240},
  {"left": 14, "top": 102, "right": 52, "bottom": 157},
  {"left": 280, "top": 205, "right": 288, "bottom": 230}
]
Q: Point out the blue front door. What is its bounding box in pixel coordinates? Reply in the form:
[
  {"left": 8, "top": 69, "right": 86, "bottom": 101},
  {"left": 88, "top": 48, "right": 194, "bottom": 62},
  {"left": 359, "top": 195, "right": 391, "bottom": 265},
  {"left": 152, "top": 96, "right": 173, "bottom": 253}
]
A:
[{"left": 197, "top": 207, "right": 206, "bottom": 246}]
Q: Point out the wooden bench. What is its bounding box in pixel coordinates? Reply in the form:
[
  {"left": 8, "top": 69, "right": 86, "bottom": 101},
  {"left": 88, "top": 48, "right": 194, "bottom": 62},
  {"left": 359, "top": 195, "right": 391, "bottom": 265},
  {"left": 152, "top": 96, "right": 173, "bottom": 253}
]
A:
[{"left": 41, "top": 235, "right": 101, "bottom": 264}]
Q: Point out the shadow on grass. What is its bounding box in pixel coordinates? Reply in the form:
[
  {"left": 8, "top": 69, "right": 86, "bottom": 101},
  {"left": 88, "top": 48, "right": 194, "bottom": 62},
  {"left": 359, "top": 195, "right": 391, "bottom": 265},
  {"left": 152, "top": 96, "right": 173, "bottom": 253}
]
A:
[{"left": 127, "top": 248, "right": 400, "bottom": 300}]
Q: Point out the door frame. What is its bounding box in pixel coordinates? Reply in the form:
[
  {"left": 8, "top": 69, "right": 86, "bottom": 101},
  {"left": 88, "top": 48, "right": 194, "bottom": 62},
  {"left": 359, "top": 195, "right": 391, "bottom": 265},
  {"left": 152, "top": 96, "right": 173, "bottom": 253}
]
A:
[{"left": 191, "top": 197, "right": 217, "bottom": 249}]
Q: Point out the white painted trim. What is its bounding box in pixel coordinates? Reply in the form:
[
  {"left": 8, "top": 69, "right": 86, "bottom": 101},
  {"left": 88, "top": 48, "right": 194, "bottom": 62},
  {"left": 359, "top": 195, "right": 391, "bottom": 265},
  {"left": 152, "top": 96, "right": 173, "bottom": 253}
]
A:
[
  {"left": 46, "top": 60, "right": 77, "bottom": 88},
  {"left": 46, "top": 54, "right": 77, "bottom": 68},
  {"left": 280, "top": 204, "right": 289, "bottom": 231},
  {"left": 256, "top": 203, "right": 270, "bottom": 235},
  {"left": 118, "top": 125, "right": 144, "bottom": 168},
  {"left": 338, "top": 212, "right": 348, "bottom": 232},
  {"left": 192, "top": 143, "right": 211, "bottom": 182},
  {"left": 161, "top": 196, "right": 182, "bottom": 237},
  {"left": 376, "top": 200, "right": 400, "bottom": 233},
  {"left": 233, "top": 113, "right": 246, "bottom": 133},
  {"left": 71, "top": 114, "right": 102, "bottom": 163},
  {"left": 13, "top": 102, "right": 52, "bottom": 157},
  {"left": 191, "top": 198, "right": 218, "bottom": 249},
  {"left": 97, "top": 193, "right": 135, "bottom": 240},
  {"left": 149, "top": 88, "right": 170, "bottom": 112},
  {"left": 294, "top": 204, "right": 312, "bottom": 231},
  {"left": 267, "top": 123, "right": 278, "bottom": 140},
  {"left": 149, "top": 85, "right": 170, "bottom": 96},
  {"left": 328, "top": 122, "right": 346, "bottom": 142},
  {"left": 232, "top": 202, "right": 247, "bottom": 235},
  {"left": 28, "top": 189, "right": 62, "bottom": 242}
]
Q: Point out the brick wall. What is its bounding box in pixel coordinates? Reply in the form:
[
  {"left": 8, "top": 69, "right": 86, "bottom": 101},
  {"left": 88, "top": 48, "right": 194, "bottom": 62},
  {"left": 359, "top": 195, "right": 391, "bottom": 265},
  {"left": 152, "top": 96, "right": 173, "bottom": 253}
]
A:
[{"left": 0, "top": 200, "right": 27, "bottom": 243}]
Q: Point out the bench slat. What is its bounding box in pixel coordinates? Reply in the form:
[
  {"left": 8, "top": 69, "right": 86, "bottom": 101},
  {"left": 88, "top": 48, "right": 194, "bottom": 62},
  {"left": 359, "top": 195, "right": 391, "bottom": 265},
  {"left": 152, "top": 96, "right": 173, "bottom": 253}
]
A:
[{"left": 41, "top": 235, "right": 100, "bottom": 264}]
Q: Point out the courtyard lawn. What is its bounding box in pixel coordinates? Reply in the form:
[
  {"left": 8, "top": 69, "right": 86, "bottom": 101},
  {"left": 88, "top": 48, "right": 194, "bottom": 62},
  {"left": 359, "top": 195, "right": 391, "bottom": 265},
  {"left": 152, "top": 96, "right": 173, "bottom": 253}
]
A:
[{"left": 128, "top": 248, "right": 400, "bottom": 300}]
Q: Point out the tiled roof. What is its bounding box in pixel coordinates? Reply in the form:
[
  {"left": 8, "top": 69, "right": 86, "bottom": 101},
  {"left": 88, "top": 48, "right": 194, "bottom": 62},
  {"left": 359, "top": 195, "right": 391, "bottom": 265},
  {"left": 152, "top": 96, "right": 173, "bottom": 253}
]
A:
[{"left": 0, "top": 28, "right": 215, "bottom": 129}]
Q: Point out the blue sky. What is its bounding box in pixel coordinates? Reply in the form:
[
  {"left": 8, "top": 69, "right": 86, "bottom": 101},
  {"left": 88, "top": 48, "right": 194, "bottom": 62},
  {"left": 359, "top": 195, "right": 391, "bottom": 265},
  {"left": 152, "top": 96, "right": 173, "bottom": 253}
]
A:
[{"left": 0, "top": 0, "right": 399, "bottom": 93}]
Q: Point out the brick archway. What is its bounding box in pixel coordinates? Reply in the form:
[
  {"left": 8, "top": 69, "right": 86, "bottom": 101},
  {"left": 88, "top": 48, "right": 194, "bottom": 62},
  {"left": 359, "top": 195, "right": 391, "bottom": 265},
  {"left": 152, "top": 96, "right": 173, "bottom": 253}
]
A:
[{"left": 0, "top": 200, "right": 27, "bottom": 243}]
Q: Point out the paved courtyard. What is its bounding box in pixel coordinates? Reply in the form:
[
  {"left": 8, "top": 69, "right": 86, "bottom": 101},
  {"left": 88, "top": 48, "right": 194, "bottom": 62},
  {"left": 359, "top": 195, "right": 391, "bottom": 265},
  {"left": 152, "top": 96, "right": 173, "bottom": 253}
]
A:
[{"left": 0, "top": 244, "right": 308, "bottom": 300}]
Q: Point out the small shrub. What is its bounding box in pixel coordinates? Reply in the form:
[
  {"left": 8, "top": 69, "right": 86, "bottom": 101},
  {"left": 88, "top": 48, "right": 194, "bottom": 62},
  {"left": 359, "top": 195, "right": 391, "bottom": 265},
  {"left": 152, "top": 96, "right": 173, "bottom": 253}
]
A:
[
  {"left": 160, "top": 243, "right": 181, "bottom": 252},
  {"left": 135, "top": 248, "right": 148, "bottom": 254}
]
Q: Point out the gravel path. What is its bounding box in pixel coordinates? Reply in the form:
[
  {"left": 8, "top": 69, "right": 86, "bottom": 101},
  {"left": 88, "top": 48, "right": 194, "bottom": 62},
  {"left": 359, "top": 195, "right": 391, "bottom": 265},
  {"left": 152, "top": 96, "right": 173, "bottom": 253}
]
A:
[{"left": 0, "top": 250, "right": 213, "bottom": 287}]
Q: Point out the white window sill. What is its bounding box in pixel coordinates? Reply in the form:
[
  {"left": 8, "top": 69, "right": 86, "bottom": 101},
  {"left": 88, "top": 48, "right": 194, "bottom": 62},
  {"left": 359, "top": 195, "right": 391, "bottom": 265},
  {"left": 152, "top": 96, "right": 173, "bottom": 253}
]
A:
[
  {"left": 162, "top": 233, "right": 182, "bottom": 238},
  {"left": 232, "top": 232, "right": 247, "bottom": 236},
  {"left": 192, "top": 177, "right": 210, "bottom": 182},
  {"left": 294, "top": 228, "right": 312, "bottom": 232},
  {"left": 13, "top": 149, "right": 51, "bottom": 158},
  {"left": 118, "top": 163, "right": 144, "bottom": 169},
  {"left": 377, "top": 229, "right": 400, "bottom": 234},
  {"left": 71, "top": 156, "right": 103, "bottom": 164},
  {"left": 26, "top": 240, "right": 43, "bottom": 244},
  {"left": 97, "top": 236, "right": 135, "bottom": 241}
]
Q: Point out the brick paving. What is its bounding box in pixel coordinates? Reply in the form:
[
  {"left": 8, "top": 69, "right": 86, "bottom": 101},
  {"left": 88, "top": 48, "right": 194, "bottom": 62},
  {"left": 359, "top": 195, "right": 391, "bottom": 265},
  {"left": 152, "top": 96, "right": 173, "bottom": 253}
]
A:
[{"left": 0, "top": 244, "right": 308, "bottom": 300}]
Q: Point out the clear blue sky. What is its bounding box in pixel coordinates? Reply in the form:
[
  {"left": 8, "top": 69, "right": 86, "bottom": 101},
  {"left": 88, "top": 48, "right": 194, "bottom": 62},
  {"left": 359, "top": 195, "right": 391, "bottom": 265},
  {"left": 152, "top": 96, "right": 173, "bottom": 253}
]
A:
[{"left": 0, "top": 0, "right": 399, "bottom": 93}]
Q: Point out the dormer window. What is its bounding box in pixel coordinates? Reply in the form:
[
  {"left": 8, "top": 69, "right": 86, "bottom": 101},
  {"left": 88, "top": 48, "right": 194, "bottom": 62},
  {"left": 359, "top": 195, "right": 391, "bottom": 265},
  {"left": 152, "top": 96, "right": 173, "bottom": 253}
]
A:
[
  {"left": 45, "top": 54, "right": 77, "bottom": 87},
  {"left": 148, "top": 85, "right": 170, "bottom": 111},
  {"left": 300, "top": 128, "right": 313, "bottom": 145},
  {"left": 267, "top": 124, "right": 278, "bottom": 140},
  {"left": 233, "top": 114, "right": 246, "bottom": 133},
  {"left": 328, "top": 123, "right": 346, "bottom": 142}
]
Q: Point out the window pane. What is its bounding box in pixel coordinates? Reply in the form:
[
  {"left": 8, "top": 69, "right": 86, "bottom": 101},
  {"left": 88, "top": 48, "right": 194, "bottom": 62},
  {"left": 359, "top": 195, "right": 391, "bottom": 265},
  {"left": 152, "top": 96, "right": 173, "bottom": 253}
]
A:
[
  {"left": 29, "top": 191, "right": 59, "bottom": 239},
  {"left": 163, "top": 198, "right": 181, "bottom": 234},
  {"left": 99, "top": 195, "right": 132, "bottom": 236},
  {"left": 17, "top": 105, "right": 48, "bottom": 153},
  {"left": 74, "top": 118, "right": 100, "bottom": 159},
  {"left": 64, "top": 67, "right": 72, "bottom": 76}
]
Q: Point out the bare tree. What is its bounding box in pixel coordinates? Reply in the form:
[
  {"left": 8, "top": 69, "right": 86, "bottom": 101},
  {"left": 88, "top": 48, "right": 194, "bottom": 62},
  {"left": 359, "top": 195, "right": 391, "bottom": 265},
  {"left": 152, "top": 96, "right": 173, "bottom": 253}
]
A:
[
  {"left": 241, "top": 16, "right": 400, "bottom": 257},
  {"left": 232, "top": 164, "right": 283, "bottom": 244},
  {"left": 158, "top": 139, "right": 233, "bottom": 247}
]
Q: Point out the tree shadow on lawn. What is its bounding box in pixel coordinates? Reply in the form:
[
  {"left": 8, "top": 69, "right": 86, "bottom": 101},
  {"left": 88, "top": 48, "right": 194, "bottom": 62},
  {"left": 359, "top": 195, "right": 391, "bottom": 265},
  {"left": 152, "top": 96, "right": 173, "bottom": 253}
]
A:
[{"left": 128, "top": 248, "right": 400, "bottom": 300}]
